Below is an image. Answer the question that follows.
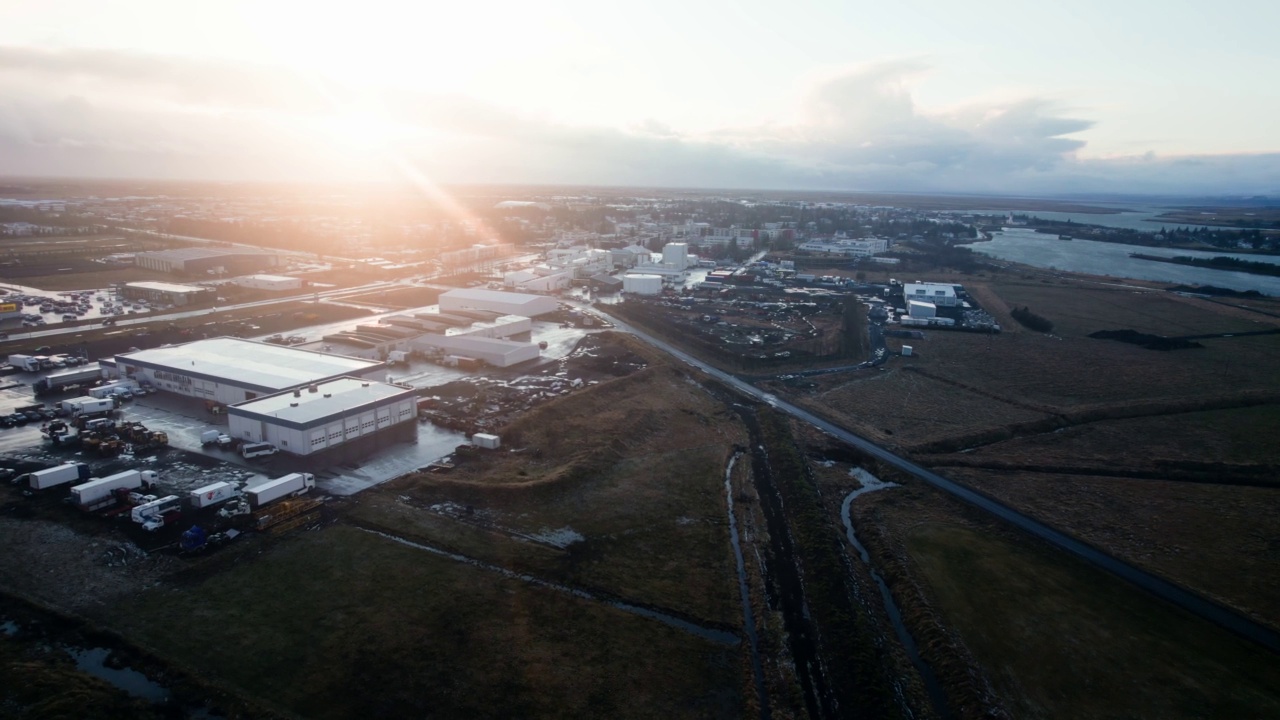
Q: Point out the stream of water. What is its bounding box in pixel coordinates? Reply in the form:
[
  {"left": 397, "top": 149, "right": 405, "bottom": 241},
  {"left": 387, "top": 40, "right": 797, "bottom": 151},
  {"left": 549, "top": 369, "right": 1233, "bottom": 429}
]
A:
[
  {"left": 840, "top": 469, "right": 951, "bottom": 719},
  {"left": 724, "top": 451, "right": 771, "bottom": 719}
]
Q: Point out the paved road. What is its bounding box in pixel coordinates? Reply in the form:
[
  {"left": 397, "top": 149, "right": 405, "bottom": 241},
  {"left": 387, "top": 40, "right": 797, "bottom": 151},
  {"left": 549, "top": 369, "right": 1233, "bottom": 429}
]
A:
[
  {"left": 589, "top": 306, "right": 1280, "bottom": 655},
  {"left": 11, "top": 280, "right": 409, "bottom": 342}
]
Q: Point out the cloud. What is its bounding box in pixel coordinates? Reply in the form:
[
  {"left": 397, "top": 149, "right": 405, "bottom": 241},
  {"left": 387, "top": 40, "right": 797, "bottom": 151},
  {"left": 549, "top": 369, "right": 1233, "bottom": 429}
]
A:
[{"left": 0, "top": 47, "right": 1276, "bottom": 195}]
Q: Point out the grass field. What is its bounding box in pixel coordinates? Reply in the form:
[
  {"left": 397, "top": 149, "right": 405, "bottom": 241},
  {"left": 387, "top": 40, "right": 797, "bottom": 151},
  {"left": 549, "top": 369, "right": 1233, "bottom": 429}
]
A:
[
  {"left": 941, "top": 403, "right": 1280, "bottom": 467},
  {"left": 903, "top": 521, "right": 1280, "bottom": 719},
  {"left": 105, "top": 525, "right": 742, "bottom": 720},
  {"left": 373, "top": 362, "right": 744, "bottom": 625},
  {"left": 798, "top": 366, "right": 1050, "bottom": 450},
  {"left": 934, "top": 468, "right": 1280, "bottom": 630},
  {"left": 990, "top": 280, "right": 1277, "bottom": 337}
]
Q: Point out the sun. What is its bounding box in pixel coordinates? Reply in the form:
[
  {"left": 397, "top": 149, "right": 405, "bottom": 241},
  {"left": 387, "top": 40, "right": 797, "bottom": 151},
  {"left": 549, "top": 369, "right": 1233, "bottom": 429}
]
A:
[{"left": 322, "top": 110, "right": 402, "bottom": 153}]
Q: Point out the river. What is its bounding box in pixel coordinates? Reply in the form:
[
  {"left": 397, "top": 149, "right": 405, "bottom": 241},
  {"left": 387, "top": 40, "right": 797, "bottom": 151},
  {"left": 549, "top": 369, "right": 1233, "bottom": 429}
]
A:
[
  {"left": 963, "top": 204, "right": 1242, "bottom": 232},
  {"left": 960, "top": 228, "right": 1280, "bottom": 295}
]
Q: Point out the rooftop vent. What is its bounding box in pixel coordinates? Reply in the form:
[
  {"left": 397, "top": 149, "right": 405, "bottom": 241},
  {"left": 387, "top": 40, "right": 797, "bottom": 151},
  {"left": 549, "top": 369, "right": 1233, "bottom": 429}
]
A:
[
  {"left": 362, "top": 382, "right": 370, "bottom": 387},
  {"left": 323, "top": 393, "right": 331, "bottom": 398},
  {"left": 308, "top": 384, "right": 318, "bottom": 393},
  {"left": 293, "top": 389, "right": 301, "bottom": 397},
  {"left": 289, "top": 402, "right": 298, "bottom": 407}
]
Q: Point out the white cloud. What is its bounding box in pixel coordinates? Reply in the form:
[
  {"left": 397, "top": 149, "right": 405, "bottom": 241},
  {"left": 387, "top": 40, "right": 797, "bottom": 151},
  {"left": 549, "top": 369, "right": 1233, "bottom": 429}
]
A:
[{"left": 0, "top": 47, "right": 1276, "bottom": 195}]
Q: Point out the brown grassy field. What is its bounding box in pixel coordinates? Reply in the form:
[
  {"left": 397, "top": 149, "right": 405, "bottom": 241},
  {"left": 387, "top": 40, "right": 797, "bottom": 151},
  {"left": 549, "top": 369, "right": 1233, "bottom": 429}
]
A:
[
  {"left": 369, "top": 362, "right": 744, "bottom": 625},
  {"left": 904, "top": 520, "right": 1280, "bottom": 719},
  {"left": 931, "top": 403, "right": 1280, "bottom": 468},
  {"left": 991, "top": 280, "right": 1276, "bottom": 337},
  {"left": 104, "top": 525, "right": 743, "bottom": 720},
  {"left": 794, "top": 366, "right": 1050, "bottom": 450},
  {"left": 933, "top": 467, "right": 1280, "bottom": 630}
]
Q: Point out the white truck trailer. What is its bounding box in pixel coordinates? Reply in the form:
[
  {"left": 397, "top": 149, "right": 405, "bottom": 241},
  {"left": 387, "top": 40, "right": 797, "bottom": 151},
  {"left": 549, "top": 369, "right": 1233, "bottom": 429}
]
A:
[
  {"left": 70, "top": 470, "right": 159, "bottom": 510},
  {"left": 34, "top": 365, "right": 103, "bottom": 395},
  {"left": 189, "top": 481, "right": 238, "bottom": 509},
  {"left": 25, "top": 462, "right": 92, "bottom": 490},
  {"left": 245, "top": 472, "right": 315, "bottom": 509},
  {"left": 62, "top": 397, "right": 115, "bottom": 417},
  {"left": 7, "top": 354, "right": 40, "bottom": 372},
  {"left": 88, "top": 380, "right": 138, "bottom": 399}
]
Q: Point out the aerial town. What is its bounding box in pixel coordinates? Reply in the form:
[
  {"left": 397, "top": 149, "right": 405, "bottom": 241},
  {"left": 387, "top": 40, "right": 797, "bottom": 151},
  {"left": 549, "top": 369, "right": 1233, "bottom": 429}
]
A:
[{"left": 2, "top": 184, "right": 1279, "bottom": 718}]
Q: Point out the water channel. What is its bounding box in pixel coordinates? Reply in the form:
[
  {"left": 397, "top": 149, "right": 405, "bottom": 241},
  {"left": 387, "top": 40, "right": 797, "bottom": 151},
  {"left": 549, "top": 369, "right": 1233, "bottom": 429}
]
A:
[
  {"left": 724, "top": 450, "right": 770, "bottom": 719},
  {"left": 840, "top": 468, "right": 951, "bottom": 719}
]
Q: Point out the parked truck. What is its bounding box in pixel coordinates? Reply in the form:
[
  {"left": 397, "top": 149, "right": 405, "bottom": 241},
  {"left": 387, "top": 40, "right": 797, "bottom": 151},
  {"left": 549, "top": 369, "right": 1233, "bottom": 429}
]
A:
[
  {"left": 7, "top": 354, "right": 40, "bottom": 372},
  {"left": 61, "top": 397, "right": 115, "bottom": 417},
  {"left": 70, "top": 470, "right": 159, "bottom": 511},
  {"left": 189, "top": 481, "right": 238, "bottom": 509},
  {"left": 245, "top": 472, "right": 315, "bottom": 509},
  {"left": 88, "top": 380, "right": 138, "bottom": 400},
  {"left": 131, "top": 495, "right": 182, "bottom": 531},
  {"left": 24, "top": 462, "right": 92, "bottom": 490},
  {"left": 34, "top": 364, "right": 102, "bottom": 395}
]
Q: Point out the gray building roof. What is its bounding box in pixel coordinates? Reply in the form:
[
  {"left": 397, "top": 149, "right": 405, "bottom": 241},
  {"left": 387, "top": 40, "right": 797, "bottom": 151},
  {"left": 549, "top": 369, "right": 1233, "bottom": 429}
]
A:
[
  {"left": 117, "top": 337, "right": 382, "bottom": 393},
  {"left": 228, "top": 376, "right": 413, "bottom": 430}
]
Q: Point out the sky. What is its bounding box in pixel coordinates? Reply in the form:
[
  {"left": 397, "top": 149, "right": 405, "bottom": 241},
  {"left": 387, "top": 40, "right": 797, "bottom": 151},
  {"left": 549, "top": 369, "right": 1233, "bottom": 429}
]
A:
[{"left": 1, "top": 0, "right": 1278, "bottom": 196}]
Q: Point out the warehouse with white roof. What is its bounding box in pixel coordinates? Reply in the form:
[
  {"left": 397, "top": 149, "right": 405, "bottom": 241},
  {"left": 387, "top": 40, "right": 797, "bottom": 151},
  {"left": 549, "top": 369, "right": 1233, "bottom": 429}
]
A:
[
  {"left": 438, "top": 288, "right": 558, "bottom": 318},
  {"left": 227, "top": 376, "right": 417, "bottom": 458},
  {"left": 114, "top": 337, "right": 385, "bottom": 405},
  {"left": 903, "top": 282, "right": 958, "bottom": 307}
]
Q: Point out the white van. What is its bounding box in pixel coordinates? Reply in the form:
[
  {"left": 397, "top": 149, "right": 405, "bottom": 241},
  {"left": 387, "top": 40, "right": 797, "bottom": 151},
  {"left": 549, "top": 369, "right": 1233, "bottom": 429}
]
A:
[{"left": 241, "top": 442, "right": 279, "bottom": 459}]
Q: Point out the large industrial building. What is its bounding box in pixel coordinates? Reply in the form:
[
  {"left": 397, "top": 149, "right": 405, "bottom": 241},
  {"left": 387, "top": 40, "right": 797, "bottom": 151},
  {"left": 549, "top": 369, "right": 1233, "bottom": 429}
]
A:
[
  {"left": 227, "top": 376, "right": 417, "bottom": 458},
  {"left": 438, "top": 288, "right": 558, "bottom": 318},
  {"left": 232, "top": 274, "right": 302, "bottom": 291},
  {"left": 411, "top": 334, "right": 541, "bottom": 368},
  {"left": 121, "top": 281, "right": 215, "bottom": 306},
  {"left": 113, "top": 338, "right": 384, "bottom": 405},
  {"left": 904, "top": 282, "right": 959, "bottom": 307},
  {"left": 135, "top": 248, "right": 279, "bottom": 275}
]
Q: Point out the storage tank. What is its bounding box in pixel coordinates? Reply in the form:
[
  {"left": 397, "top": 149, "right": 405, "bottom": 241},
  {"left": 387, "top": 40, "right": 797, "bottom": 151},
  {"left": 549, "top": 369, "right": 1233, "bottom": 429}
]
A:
[{"left": 623, "top": 274, "right": 663, "bottom": 295}]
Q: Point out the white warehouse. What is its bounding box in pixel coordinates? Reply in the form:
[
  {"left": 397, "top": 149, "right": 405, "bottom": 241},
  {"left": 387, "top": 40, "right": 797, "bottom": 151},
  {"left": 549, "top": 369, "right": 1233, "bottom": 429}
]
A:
[
  {"left": 412, "top": 334, "right": 540, "bottom": 368},
  {"left": 227, "top": 377, "right": 417, "bottom": 457},
  {"left": 904, "top": 283, "right": 959, "bottom": 307},
  {"left": 114, "top": 338, "right": 384, "bottom": 405},
  {"left": 233, "top": 274, "right": 303, "bottom": 291},
  {"left": 438, "top": 288, "right": 558, "bottom": 318}
]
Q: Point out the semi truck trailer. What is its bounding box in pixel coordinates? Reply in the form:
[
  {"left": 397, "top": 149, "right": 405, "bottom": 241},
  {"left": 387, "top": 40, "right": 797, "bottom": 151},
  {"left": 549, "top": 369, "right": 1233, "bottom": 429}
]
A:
[
  {"left": 245, "top": 473, "right": 315, "bottom": 508},
  {"left": 25, "top": 462, "right": 92, "bottom": 490},
  {"left": 34, "top": 365, "right": 103, "bottom": 395},
  {"left": 70, "top": 470, "right": 159, "bottom": 510},
  {"left": 189, "top": 481, "right": 238, "bottom": 508}
]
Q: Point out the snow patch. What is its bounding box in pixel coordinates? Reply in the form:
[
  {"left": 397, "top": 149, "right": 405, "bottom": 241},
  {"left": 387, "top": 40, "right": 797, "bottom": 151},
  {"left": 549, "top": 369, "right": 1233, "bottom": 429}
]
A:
[{"left": 529, "top": 527, "right": 585, "bottom": 548}]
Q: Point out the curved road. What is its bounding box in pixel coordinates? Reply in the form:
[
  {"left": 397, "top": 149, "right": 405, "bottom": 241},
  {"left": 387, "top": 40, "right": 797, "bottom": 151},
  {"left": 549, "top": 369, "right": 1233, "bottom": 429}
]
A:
[{"left": 589, "top": 306, "right": 1280, "bottom": 655}]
